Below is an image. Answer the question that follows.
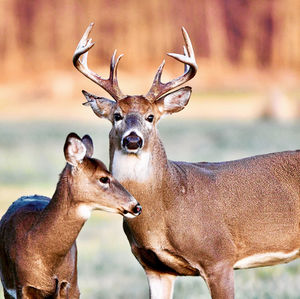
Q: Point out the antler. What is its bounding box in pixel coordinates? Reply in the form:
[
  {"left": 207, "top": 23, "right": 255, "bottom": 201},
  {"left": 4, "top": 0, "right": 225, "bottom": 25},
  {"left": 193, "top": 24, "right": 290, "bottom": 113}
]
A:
[
  {"left": 73, "top": 23, "right": 125, "bottom": 101},
  {"left": 146, "top": 27, "right": 198, "bottom": 102}
]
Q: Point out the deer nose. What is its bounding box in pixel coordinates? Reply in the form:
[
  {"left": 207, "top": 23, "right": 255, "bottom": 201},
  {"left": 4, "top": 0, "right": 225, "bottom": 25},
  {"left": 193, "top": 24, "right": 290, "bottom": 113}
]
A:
[
  {"left": 133, "top": 204, "right": 142, "bottom": 215},
  {"left": 122, "top": 132, "right": 143, "bottom": 151},
  {"left": 123, "top": 202, "right": 142, "bottom": 218}
]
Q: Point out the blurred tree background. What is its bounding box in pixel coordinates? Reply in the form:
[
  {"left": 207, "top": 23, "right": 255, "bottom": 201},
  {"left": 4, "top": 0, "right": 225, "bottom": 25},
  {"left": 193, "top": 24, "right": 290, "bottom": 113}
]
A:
[
  {"left": 1, "top": 0, "right": 299, "bottom": 79},
  {"left": 1, "top": 0, "right": 299, "bottom": 121}
]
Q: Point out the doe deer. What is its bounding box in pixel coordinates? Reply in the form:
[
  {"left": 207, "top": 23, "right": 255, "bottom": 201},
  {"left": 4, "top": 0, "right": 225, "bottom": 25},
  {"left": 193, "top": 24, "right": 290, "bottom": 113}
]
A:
[
  {"left": 0, "top": 133, "right": 141, "bottom": 298},
  {"left": 74, "top": 23, "right": 300, "bottom": 299}
]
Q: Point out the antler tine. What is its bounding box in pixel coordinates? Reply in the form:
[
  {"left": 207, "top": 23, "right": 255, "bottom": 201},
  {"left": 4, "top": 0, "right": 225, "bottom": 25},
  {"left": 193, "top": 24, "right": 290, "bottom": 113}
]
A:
[
  {"left": 152, "top": 60, "right": 165, "bottom": 87},
  {"left": 108, "top": 50, "right": 124, "bottom": 99},
  {"left": 73, "top": 23, "right": 125, "bottom": 101},
  {"left": 146, "top": 27, "right": 198, "bottom": 102}
]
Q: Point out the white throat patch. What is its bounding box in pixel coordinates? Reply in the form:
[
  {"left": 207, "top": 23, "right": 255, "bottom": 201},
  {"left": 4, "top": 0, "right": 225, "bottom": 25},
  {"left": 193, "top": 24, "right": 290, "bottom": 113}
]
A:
[
  {"left": 76, "top": 204, "right": 92, "bottom": 220},
  {"left": 112, "top": 150, "right": 152, "bottom": 183}
]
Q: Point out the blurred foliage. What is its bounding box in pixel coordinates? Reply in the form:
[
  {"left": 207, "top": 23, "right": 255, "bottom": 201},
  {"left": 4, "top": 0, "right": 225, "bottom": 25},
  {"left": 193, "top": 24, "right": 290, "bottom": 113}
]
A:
[{"left": 1, "top": 0, "right": 300, "bottom": 79}]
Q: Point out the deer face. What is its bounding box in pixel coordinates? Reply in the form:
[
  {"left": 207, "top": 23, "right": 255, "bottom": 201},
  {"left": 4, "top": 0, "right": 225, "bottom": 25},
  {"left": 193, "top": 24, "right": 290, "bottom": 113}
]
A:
[
  {"left": 113, "top": 96, "right": 154, "bottom": 154},
  {"left": 82, "top": 94, "right": 159, "bottom": 154},
  {"left": 64, "top": 133, "right": 142, "bottom": 218},
  {"left": 82, "top": 88, "right": 192, "bottom": 156}
]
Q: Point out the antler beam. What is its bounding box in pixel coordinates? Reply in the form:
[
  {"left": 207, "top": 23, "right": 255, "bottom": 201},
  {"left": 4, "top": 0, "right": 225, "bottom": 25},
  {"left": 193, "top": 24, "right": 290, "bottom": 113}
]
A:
[
  {"left": 146, "top": 27, "right": 198, "bottom": 102},
  {"left": 73, "top": 23, "right": 125, "bottom": 101}
]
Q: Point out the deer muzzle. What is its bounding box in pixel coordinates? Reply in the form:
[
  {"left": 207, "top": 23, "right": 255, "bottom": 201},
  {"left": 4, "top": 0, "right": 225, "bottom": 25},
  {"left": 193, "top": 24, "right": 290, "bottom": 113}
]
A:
[
  {"left": 122, "top": 132, "right": 143, "bottom": 152},
  {"left": 123, "top": 203, "right": 142, "bottom": 218}
]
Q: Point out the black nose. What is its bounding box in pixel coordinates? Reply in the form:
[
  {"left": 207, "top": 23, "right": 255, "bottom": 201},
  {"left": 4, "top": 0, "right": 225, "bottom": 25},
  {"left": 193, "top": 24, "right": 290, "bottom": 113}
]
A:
[
  {"left": 133, "top": 204, "right": 142, "bottom": 215},
  {"left": 122, "top": 132, "right": 143, "bottom": 150}
]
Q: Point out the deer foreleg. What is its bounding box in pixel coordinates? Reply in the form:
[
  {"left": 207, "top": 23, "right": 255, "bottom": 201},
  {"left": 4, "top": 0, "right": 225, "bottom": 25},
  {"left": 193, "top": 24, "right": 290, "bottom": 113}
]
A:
[
  {"left": 205, "top": 265, "right": 234, "bottom": 299},
  {"left": 146, "top": 271, "right": 176, "bottom": 299}
]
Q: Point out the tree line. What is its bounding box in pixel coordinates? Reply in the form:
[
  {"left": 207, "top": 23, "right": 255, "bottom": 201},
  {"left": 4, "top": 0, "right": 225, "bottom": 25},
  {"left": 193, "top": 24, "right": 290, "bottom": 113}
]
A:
[{"left": 1, "top": 0, "right": 299, "bottom": 78}]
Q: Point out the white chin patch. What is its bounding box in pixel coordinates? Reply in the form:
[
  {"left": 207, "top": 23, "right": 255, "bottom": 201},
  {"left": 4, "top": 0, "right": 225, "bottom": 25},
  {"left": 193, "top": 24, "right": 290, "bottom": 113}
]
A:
[
  {"left": 112, "top": 150, "right": 151, "bottom": 183},
  {"left": 124, "top": 148, "right": 140, "bottom": 154},
  {"left": 123, "top": 213, "right": 137, "bottom": 219}
]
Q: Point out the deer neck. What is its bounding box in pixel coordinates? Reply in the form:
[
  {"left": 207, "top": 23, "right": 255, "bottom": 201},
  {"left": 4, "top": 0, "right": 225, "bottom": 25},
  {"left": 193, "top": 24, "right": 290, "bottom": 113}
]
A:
[
  {"left": 27, "top": 166, "right": 86, "bottom": 262},
  {"left": 110, "top": 133, "right": 169, "bottom": 186}
]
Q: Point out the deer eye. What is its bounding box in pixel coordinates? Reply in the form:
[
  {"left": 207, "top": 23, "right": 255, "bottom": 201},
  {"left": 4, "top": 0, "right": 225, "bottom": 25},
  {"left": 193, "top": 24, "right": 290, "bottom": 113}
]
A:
[
  {"left": 99, "top": 177, "right": 110, "bottom": 184},
  {"left": 114, "top": 113, "right": 123, "bottom": 122},
  {"left": 146, "top": 114, "right": 154, "bottom": 123}
]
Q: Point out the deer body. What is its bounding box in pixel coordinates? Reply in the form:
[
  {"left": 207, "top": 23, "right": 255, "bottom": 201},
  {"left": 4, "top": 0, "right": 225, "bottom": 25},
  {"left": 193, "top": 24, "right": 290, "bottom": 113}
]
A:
[
  {"left": 0, "top": 133, "right": 141, "bottom": 298},
  {"left": 0, "top": 193, "right": 81, "bottom": 299},
  {"left": 112, "top": 117, "right": 300, "bottom": 298},
  {"left": 73, "top": 23, "right": 300, "bottom": 298},
  {"left": 120, "top": 149, "right": 300, "bottom": 274}
]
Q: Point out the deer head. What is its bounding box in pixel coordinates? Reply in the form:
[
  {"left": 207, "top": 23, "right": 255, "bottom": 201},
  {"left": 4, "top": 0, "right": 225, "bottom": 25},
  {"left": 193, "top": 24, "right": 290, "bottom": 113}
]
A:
[
  {"left": 64, "top": 132, "right": 141, "bottom": 217},
  {"left": 73, "top": 23, "right": 197, "bottom": 156}
]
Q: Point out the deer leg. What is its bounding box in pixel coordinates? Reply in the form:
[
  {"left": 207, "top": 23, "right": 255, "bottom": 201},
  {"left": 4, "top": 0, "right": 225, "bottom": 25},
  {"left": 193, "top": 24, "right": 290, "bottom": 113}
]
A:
[
  {"left": 146, "top": 271, "right": 176, "bottom": 299},
  {"left": 204, "top": 265, "right": 234, "bottom": 299}
]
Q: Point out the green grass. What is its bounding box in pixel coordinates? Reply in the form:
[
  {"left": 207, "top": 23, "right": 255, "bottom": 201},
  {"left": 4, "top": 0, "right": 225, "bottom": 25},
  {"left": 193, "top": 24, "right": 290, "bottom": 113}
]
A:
[{"left": 1, "top": 119, "right": 300, "bottom": 298}]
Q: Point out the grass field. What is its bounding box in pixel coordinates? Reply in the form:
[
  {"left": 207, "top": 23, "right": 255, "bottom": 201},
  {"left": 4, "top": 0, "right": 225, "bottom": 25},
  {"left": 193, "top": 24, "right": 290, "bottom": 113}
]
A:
[{"left": 1, "top": 118, "right": 300, "bottom": 298}]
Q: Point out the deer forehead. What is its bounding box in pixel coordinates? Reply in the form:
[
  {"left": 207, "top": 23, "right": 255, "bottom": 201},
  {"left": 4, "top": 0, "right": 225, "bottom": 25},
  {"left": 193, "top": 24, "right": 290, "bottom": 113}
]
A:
[
  {"left": 80, "top": 158, "right": 109, "bottom": 177},
  {"left": 118, "top": 96, "right": 153, "bottom": 114}
]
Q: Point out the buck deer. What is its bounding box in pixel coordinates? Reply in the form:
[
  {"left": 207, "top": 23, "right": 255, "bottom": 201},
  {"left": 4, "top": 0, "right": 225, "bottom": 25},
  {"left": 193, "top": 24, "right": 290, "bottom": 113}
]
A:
[
  {"left": 0, "top": 133, "right": 141, "bottom": 298},
  {"left": 73, "top": 23, "right": 300, "bottom": 299}
]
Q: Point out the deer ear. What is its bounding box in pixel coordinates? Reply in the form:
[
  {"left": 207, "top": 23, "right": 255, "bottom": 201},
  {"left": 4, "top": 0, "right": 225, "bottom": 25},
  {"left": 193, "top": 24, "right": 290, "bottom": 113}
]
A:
[
  {"left": 82, "top": 90, "right": 116, "bottom": 121},
  {"left": 82, "top": 134, "right": 94, "bottom": 158},
  {"left": 155, "top": 86, "right": 192, "bottom": 115},
  {"left": 64, "top": 133, "right": 87, "bottom": 166}
]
